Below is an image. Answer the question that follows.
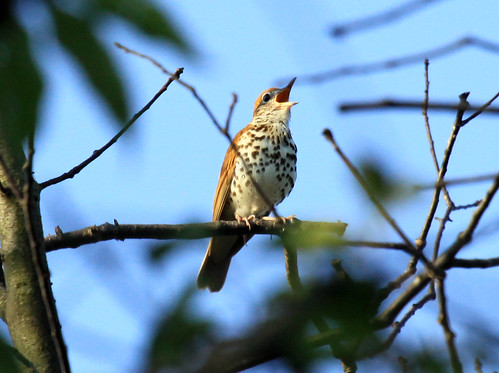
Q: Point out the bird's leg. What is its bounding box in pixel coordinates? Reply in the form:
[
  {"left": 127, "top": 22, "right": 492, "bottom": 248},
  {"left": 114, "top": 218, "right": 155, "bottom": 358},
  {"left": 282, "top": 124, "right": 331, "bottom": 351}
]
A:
[{"left": 235, "top": 214, "right": 256, "bottom": 230}]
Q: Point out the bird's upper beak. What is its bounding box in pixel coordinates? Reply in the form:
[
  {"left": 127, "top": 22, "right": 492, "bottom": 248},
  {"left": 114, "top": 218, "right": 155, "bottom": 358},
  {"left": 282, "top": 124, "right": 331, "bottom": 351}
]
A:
[{"left": 275, "top": 77, "right": 298, "bottom": 106}]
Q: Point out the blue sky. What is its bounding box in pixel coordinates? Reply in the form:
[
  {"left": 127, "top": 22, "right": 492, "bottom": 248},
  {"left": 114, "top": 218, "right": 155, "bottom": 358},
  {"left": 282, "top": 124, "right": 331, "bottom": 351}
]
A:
[{"left": 10, "top": 1, "right": 499, "bottom": 372}]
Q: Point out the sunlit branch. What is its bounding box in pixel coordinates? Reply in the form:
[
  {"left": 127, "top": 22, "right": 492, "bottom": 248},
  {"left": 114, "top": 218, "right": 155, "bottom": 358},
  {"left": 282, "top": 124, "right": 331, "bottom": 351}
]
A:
[{"left": 44, "top": 219, "right": 348, "bottom": 252}]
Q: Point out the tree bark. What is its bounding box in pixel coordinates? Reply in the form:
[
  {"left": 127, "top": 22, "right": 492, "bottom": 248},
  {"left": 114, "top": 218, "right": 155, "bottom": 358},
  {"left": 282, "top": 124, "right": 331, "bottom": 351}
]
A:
[{"left": 0, "top": 124, "right": 61, "bottom": 372}]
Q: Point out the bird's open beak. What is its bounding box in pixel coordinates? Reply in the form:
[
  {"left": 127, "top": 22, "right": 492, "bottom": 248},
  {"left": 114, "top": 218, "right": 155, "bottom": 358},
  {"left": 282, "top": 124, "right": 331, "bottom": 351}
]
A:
[{"left": 275, "top": 77, "right": 298, "bottom": 106}]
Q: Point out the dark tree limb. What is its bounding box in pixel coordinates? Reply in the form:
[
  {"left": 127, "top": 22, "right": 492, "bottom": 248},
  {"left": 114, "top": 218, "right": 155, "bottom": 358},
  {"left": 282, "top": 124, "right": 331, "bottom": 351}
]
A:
[
  {"left": 44, "top": 219, "right": 348, "bottom": 252},
  {"left": 451, "top": 257, "right": 499, "bottom": 269},
  {"left": 339, "top": 99, "right": 499, "bottom": 114}
]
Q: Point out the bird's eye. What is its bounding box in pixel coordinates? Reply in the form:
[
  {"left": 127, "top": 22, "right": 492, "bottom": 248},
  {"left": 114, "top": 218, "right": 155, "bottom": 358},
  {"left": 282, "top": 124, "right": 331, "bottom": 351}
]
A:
[{"left": 262, "top": 93, "right": 272, "bottom": 103}]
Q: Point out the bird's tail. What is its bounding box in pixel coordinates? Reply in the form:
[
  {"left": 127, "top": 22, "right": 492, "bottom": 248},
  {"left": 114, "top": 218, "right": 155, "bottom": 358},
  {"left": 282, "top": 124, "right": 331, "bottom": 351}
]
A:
[{"left": 197, "top": 234, "right": 251, "bottom": 292}]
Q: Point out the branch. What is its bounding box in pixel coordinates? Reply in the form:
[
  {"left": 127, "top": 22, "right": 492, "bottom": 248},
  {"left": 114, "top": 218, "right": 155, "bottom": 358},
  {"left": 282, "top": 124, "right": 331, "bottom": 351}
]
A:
[
  {"left": 415, "top": 172, "right": 499, "bottom": 190},
  {"left": 330, "top": 0, "right": 440, "bottom": 38},
  {"left": 461, "top": 91, "right": 499, "bottom": 125},
  {"left": 376, "top": 173, "right": 499, "bottom": 328},
  {"left": 39, "top": 68, "right": 184, "bottom": 189},
  {"left": 451, "top": 257, "right": 499, "bottom": 269},
  {"left": 44, "top": 219, "right": 348, "bottom": 252},
  {"left": 358, "top": 290, "right": 435, "bottom": 359},
  {"left": 442, "top": 173, "right": 499, "bottom": 261},
  {"left": 322, "top": 129, "right": 438, "bottom": 275},
  {"left": 225, "top": 93, "right": 238, "bottom": 133},
  {"left": 415, "top": 92, "right": 469, "bottom": 252},
  {"left": 295, "top": 37, "right": 499, "bottom": 84},
  {"left": 282, "top": 245, "right": 357, "bottom": 372},
  {"left": 436, "top": 279, "right": 463, "bottom": 373},
  {"left": 339, "top": 99, "right": 499, "bottom": 115}
]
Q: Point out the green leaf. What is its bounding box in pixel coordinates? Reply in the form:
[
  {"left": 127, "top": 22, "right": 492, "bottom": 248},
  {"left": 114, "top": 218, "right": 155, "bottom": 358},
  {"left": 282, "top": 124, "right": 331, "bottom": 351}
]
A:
[
  {"left": 0, "top": 338, "right": 24, "bottom": 373},
  {"left": 0, "top": 20, "right": 43, "bottom": 142},
  {"left": 97, "top": 0, "right": 192, "bottom": 53},
  {"left": 146, "top": 287, "right": 214, "bottom": 372},
  {"left": 51, "top": 7, "right": 129, "bottom": 124}
]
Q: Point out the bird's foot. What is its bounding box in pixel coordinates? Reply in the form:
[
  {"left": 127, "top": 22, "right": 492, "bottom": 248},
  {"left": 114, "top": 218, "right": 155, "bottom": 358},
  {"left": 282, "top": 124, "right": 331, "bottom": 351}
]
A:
[{"left": 236, "top": 214, "right": 256, "bottom": 230}]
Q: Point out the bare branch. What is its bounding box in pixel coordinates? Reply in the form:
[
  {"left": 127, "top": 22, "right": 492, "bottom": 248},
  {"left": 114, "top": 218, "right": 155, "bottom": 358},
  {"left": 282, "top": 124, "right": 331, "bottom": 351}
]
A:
[
  {"left": 296, "top": 37, "right": 499, "bottom": 84},
  {"left": 44, "top": 219, "right": 348, "bottom": 252},
  {"left": 322, "top": 129, "right": 413, "bottom": 246},
  {"left": 415, "top": 92, "right": 469, "bottom": 252},
  {"left": 451, "top": 257, "right": 499, "bottom": 269},
  {"left": 421, "top": 59, "right": 454, "bottom": 210},
  {"left": 415, "top": 172, "right": 499, "bottom": 190},
  {"left": 322, "top": 129, "right": 439, "bottom": 276},
  {"left": 436, "top": 279, "right": 463, "bottom": 373},
  {"left": 339, "top": 99, "right": 499, "bottom": 115},
  {"left": 224, "top": 93, "right": 238, "bottom": 134},
  {"left": 359, "top": 290, "right": 435, "bottom": 359},
  {"left": 39, "top": 68, "right": 184, "bottom": 189},
  {"left": 461, "top": 91, "right": 499, "bottom": 125},
  {"left": 442, "top": 173, "right": 499, "bottom": 261},
  {"left": 331, "top": 0, "right": 441, "bottom": 38}
]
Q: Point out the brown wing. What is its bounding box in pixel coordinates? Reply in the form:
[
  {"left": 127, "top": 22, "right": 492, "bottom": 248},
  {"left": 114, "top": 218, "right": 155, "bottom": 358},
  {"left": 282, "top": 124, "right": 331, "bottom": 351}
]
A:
[{"left": 197, "top": 126, "right": 254, "bottom": 292}]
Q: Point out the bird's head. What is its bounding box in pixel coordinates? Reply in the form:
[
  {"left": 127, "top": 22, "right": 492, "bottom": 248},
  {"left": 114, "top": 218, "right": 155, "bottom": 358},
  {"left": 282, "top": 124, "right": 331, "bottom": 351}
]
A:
[{"left": 252, "top": 77, "right": 298, "bottom": 121}]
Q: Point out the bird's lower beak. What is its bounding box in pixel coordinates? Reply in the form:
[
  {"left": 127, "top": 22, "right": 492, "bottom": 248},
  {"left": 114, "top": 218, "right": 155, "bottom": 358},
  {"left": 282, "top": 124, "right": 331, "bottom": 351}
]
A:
[{"left": 275, "top": 77, "right": 297, "bottom": 104}]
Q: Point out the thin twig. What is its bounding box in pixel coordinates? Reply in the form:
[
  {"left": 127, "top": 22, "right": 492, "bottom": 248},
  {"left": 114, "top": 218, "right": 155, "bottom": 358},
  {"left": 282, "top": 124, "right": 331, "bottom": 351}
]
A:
[
  {"left": 322, "top": 129, "right": 441, "bottom": 276},
  {"left": 360, "top": 291, "right": 435, "bottom": 358},
  {"left": 461, "top": 91, "right": 499, "bottom": 125},
  {"left": 339, "top": 99, "right": 499, "bottom": 114},
  {"left": 421, "top": 59, "right": 454, "bottom": 208},
  {"left": 373, "top": 171, "right": 499, "bottom": 331},
  {"left": 224, "top": 93, "right": 238, "bottom": 134},
  {"left": 432, "top": 206, "right": 452, "bottom": 261},
  {"left": 330, "top": 0, "right": 440, "bottom": 37},
  {"left": 436, "top": 279, "right": 463, "bottom": 373},
  {"left": 441, "top": 173, "right": 499, "bottom": 261},
  {"left": 322, "top": 129, "right": 413, "bottom": 247},
  {"left": 414, "top": 172, "right": 499, "bottom": 190},
  {"left": 296, "top": 37, "right": 499, "bottom": 84},
  {"left": 414, "top": 92, "right": 469, "bottom": 253},
  {"left": 39, "top": 68, "right": 184, "bottom": 189}
]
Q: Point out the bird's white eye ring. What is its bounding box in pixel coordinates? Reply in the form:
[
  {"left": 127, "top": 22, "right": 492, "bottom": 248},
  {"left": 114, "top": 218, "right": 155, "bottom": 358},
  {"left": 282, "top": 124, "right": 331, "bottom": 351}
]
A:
[{"left": 262, "top": 92, "right": 272, "bottom": 103}]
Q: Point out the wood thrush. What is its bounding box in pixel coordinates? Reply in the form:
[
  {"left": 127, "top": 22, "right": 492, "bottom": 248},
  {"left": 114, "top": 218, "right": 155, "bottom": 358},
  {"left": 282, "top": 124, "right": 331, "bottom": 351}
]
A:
[{"left": 197, "top": 78, "right": 298, "bottom": 292}]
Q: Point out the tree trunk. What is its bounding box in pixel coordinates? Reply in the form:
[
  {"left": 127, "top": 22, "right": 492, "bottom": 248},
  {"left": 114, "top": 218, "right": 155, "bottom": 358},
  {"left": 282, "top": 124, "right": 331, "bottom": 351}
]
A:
[{"left": 0, "top": 124, "right": 62, "bottom": 372}]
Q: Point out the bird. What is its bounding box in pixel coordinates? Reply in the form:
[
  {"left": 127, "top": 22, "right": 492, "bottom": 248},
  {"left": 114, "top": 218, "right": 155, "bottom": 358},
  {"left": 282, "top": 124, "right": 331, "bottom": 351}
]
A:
[{"left": 197, "top": 78, "right": 298, "bottom": 292}]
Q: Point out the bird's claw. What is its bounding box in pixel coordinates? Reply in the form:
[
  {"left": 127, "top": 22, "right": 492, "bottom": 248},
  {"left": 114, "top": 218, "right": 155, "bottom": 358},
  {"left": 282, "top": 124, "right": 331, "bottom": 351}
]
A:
[{"left": 236, "top": 214, "right": 255, "bottom": 230}]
